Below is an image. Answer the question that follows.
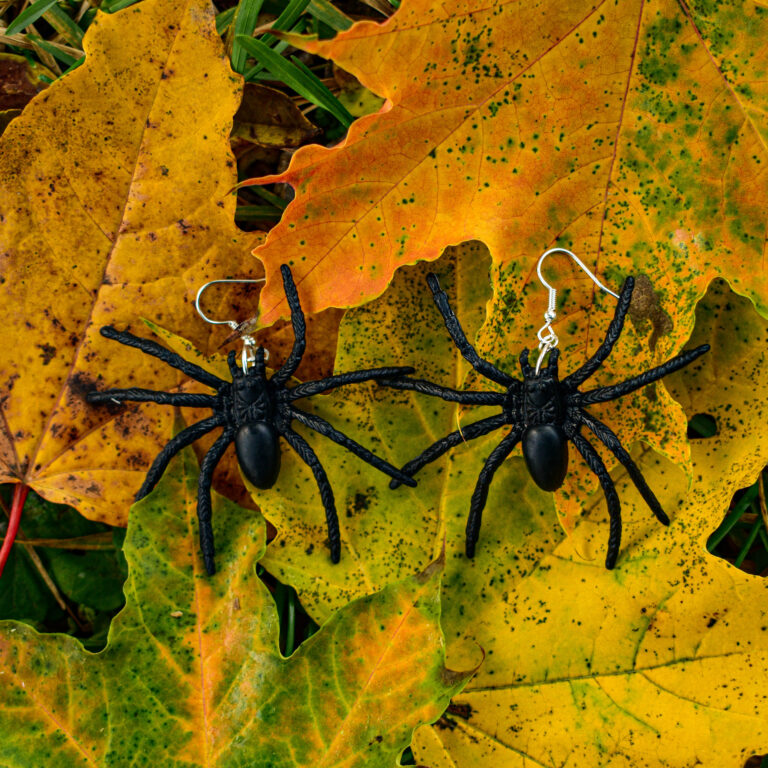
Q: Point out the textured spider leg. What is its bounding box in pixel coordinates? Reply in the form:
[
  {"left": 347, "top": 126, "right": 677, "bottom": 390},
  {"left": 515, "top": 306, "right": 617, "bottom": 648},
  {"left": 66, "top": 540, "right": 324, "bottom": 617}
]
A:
[
  {"left": 135, "top": 415, "right": 225, "bottom": 502},
  {"left": 287, "top": 367, "right": 415, "bottom": 400},
  {"left": 578, "top": 344, "right": 710, "bottom": 407},
  {"left": 465, "top": 427, "right": 522, "bottom": 558},
  {"left": 98, "top": 326, "right": 225, "bottom": 389},
  {"left": 376, "top": 377, "right": 506, "bottom": 406},
  {"left": 426, "top": 273, "right": 515, "bottom": 387},
  {"left": 574, "top": 410, "right": 669, "bottom": 525},
  {"left": 563, "top": 277, "right": 634, "bottom": 390},
  {"left": 565, "top": 424, "right": 622, "bottom": 569},
  {"left": 518, "top": 348, "right": 535, "bottom": 377},
  {"left": 390, "top": 412, "right": 508, "bottom": 489},
  {"left": 197, "top": 428, "right": 235, "bottom": 575},
  {"left": 272, "top": 264, "right": 307, "bottom": 387},
  {"left": 227, "top": 350, "right": 240, "bottom": 379},
  {"left": 87, "top": 388, "right": 217, "bottom": 408},
  {"left": 280, "top": 424, "right": 341, "bottom": 562},
  {"left": 289, "top": 406, "right": 417, "bottom": 487}
]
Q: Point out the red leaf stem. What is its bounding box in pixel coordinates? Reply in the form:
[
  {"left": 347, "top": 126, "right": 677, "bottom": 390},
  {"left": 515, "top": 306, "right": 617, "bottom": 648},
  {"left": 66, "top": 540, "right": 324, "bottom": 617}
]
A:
[{"left": 0, "top": 483, "right": 29, "bottom": 579}]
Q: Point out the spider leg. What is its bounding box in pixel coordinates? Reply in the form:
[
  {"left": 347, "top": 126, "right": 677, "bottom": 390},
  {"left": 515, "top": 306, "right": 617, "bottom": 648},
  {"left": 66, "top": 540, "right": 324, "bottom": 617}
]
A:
[
  {"left": 565, "top": 424, "right": 622, "bottom": 569},
  {"left": 227, "top": 350, "right": 240, "bottom": 379},
  {"left": 426, "top": 273, "right": 515, "bottom": 388},
  {"left": 271, "top": 265, "right": 307, "bottom": 387},
  {"left": 98, "top": 326, "right": 225, "bottom": 389},
  {"left": 575, "top": 410, "right": 669, "bottom": 526},
  {"left": 563, "top": 277, "right": 634, "bottom": 390},
  {"left": 135, "top": 415, "right": 225, "bottom": 502},
  {"left": 87, "top": 388, "right": 217, "bottom": 408},
  {"left": 287, "top": 367, "right": 415, "bottom": 401},
  {"left": 289, "top": 406, "right": 417, "bottom": 487},
  {"left": 390, "top": 412, "right": 508, "bottom": 489},
  {"left": 280, "top": 425, "right": 341, "bottom": 563},
  {"left": 376, "top": 377, "right": 506, "bottom": 406},
  {"left": 197, "top": 427, "right": 235, "bottom": 575},
  {"left": 465, "top": 427, "right": 522, "bottom": 558},
  {"left": 578, "top": 345, "right": 710, "bottom": 407}
]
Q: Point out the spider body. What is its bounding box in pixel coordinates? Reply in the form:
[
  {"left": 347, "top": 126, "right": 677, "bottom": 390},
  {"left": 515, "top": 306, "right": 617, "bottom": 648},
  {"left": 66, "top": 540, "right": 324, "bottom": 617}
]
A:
[
  {"left": 517, "top": 355, "right": 570, "bottom": 492},
  {"left": 87, "top": 264, "right": 416, "bottom": 575},
  {"left": 384, "top": 272, "right": 709, "bottom": 568},
  {"left": 229, "top": 349, "right": 281, "bottom": 489}
]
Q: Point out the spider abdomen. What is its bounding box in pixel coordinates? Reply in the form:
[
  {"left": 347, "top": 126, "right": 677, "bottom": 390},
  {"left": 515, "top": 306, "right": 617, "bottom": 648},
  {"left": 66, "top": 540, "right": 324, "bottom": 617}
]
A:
[
  {"left": 522, "top": 424, "right": 568, "bottom": 492},
  {"left": 235, "top": 421, "right": 281, "bottom": 489}
]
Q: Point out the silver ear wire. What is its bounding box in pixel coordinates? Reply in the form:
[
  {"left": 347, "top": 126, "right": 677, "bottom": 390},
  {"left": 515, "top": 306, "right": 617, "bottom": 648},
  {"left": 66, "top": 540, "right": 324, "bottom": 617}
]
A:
[
  {"left": 534, "top": 247, "right": 619, "bottom": 374},
  {"left": 195, "top": 278, "right": 267, "bottom": 373}
]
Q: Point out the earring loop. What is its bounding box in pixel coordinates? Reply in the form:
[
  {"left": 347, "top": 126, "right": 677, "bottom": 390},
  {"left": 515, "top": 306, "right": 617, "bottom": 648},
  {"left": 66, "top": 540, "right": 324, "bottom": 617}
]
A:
[
  {"left": 534, "top": 248, "right": 619, "bottom": 374},
  {"left": 195, "top": 278, "right": 267, "bottom": 373}
]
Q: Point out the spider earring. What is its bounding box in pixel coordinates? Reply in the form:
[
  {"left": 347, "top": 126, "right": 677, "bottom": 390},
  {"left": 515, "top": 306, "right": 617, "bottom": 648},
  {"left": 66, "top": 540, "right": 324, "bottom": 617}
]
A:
[
  {"left": 383, "top": 248, "right": 709, "bottom": 568},
  {"left": 87, "top": 264, "right": 416, "bottom": 575}
]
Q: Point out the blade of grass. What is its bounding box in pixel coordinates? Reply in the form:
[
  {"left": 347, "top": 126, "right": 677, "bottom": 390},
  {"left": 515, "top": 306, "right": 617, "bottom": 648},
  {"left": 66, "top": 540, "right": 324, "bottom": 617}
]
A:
[
  {"left": 215, "top": 6, "right": 236, "bottom": 35},
  {"left": 44, "top": 3, "right": 84, "bottom": 45},
  {"left": 359, "top": 0, "right": 395, "bottom": 16},
  {"left": 59, "top": 54, "right": 85, "bottom": 76},
  {"left": 6, "top": 0, "right": 58, "bottom": 36},
  {"left": 759, "top": 471, "right": 768, "bottom": 534},
  {"left": 236, "top": 35, "right": 353, "bottom": 127},
  {"left": 707, "top": 483, "right": 759, "bottom": 553},
  {"left": 284, "top": 587, "right": 297, "bottom": 656},
  {"left": 101, "top": 0, "right": 142, "bottom": 12},
  {"left": 235, "top": 205, "right": 283, "bottom": 221},
  {"left": 733, "top": 517, "right": 763, "bottom": 569},
  {"left": 245, "top": 0, "right": 310, "bottom": 79},
  {"left": 230, "top": 0, "right": 266, "bottom": 74},
  {"left": 248, "top": 186, "right": 288, "bottom": 209},
  {"left": 27, "top": 33, "right": 78, "bottom": 66},
  {"left": 15, "top": 533, "right": 115, "bottom": 550},
  {"left": 261, "top": 0, "right": 310, "bottom": 47},
  {"left": 307, "top": 0, "right": 353, "bottom": 31},
  {"left": 268, "top": 19, "right": 308, "bottom": 60}
]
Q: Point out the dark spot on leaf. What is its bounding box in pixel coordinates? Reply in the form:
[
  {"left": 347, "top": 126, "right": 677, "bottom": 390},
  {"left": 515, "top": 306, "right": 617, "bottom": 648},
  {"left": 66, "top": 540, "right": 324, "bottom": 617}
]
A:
[
  {"left": 346, "top": 488, "right": 376, "bottom": 517},
  {"left": 434, "top": 715, "right": 457, "bottom": 731},
  {"left": 447, "top": 702, "right": 473, "bottom": 720},
  {"left": 69, "top": 371, "right": 98, "bottom": 400},
  {"left": 36, "top": 343, "right": 56, "bottom": 365},
  {"left": 628, "top": 275, "right": 673, "bottom": 351}
]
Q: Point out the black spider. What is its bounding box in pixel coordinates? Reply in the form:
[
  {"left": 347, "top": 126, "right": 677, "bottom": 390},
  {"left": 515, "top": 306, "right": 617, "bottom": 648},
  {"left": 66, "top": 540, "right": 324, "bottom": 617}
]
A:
[
  {"left": 87, "top": 264, "right": 416, "bottom": 575},
  {"left": 384, "top": 273, "right": 709, "bottom": 568}
]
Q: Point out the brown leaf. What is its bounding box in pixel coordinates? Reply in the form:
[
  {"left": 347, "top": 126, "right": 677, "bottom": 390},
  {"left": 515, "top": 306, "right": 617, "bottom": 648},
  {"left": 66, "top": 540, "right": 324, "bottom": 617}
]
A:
[
  {"left": 233, "top": 82, "right": 320, "bottom": 148},
  {"left": 0, "top": 53, "right": 51, "bottom": 112}
]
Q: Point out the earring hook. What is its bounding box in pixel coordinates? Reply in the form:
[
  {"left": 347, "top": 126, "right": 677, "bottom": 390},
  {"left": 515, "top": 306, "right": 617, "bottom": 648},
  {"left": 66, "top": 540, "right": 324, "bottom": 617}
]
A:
[
  {"left": 195, "top": 278, "right": 267, "bottom": 373},
  {"left": 534, "top": 247, "right": 619, "bottom": 374}
]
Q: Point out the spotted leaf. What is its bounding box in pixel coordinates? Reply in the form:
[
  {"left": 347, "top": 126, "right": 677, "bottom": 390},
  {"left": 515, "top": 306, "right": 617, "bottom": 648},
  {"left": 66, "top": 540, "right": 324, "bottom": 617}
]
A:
[
  {"left": 0, "top": 445, "right": 471, "bottom": 766},
  {"left": 257, "top": 248, "right": 768, "bottom": 766}
]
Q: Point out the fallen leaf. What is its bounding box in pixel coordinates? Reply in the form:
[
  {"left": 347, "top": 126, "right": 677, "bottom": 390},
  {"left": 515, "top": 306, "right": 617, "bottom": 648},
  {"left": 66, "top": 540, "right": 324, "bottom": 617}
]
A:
[
  {"left": 246, "top": 0, "right": 768, "bottom": 359},
  {"left": 233, "top": 82, "right": 321, "bottom": 148},
  {"left": 0, "top": 445, "right": 472, "bottom": 766},
  {"left": 0, "top": 53, "right": 51, "bottom": 111},
  {"left": 256, "top": 248, "right": 768, "bottom": 765},
  {"left": 0, "top": 0, "right": 258, "bottom": 523}
]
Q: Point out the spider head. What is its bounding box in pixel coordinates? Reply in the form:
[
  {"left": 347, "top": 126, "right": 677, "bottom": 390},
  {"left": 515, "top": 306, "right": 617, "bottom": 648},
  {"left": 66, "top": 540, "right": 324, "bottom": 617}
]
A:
[
  {"left": 524, "top": 373, "right": 558, "bottom": 408},
  {"left": 520, "top": 348, "right": 563, "bottom": 424},
  {"left": 228, "top": 348, "right": 270, "bottom": 417}
]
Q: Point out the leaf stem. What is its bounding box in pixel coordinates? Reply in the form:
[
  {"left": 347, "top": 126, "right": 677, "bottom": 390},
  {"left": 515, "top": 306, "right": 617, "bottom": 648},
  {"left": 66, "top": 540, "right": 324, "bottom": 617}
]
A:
[{"left": 0, "top": 483, "right": 29, "bottom": 579}]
